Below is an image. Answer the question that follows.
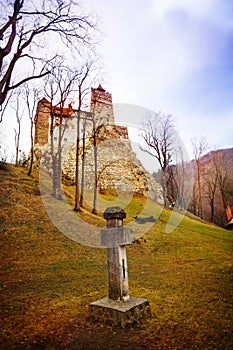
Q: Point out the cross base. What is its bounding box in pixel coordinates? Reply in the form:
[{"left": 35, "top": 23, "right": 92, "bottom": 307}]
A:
[{"left": 89, "top": 297, "right": 150, "bottom": 328}]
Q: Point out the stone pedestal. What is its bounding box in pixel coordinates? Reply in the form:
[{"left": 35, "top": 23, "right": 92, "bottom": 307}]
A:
[{"left": 89, "top": 297, "right": 150, "bottom": 328}]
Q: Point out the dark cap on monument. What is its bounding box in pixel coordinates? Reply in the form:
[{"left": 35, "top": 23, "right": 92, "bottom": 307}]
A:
[{"left": 103, "top": 206, "right": 126, "bottom": 220}]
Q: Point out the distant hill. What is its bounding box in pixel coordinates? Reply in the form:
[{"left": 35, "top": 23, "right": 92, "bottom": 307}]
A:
[
  {"left": 189, "top": 147, "right": 233, "bottom": 227},
  {"left": 153, "top": 147, "right": 233, "bottom": 228},
  {"left": 199, "top": 147, "right": 233, "bottom": 226}
]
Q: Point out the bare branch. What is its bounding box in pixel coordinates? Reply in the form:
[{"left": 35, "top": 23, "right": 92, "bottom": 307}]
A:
[
  {"left": 9, "top": 70, "right": 50, "bottom": 91},
  {"left": 0, "top": 0, "right": 99, "bottom": 106},
  {"left": 141, "top": 112, "right": 176, "bottom": 206}
]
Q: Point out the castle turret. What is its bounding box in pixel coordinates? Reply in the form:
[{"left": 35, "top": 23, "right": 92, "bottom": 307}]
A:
[
  {"left": 91, "top": 84, "right": 114, "bottom": 125},
  {"left": 34, "top": 98, "right": 50, "bottom": 146}
]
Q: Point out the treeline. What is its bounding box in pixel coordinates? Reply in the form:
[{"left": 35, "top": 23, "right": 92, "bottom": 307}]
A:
[{"left": 153, "top": 148, "right": 233, "bottom": 227}]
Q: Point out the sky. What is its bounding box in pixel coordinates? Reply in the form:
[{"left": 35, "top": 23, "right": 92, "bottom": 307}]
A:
[
  {"left": 83, "top": 0, "right": 233, "bottom": 156},
  {"left": 1, "top": 0, "right": 233, "bottom": 167}
]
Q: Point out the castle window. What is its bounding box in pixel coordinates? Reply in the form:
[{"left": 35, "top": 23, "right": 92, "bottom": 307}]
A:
[
  {"left": 54, "top": 137, "right": 57, "bottom": 141},
  {"left": 64, "top": 138, "right": 67, "bottom": 142}
]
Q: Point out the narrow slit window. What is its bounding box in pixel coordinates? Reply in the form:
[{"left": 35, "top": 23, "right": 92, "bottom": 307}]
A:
[{"left": 122, "top": 259, "right": 125, "bottom": 279}]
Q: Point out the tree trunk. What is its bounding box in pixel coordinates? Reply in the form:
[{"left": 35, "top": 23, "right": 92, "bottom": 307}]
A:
[
  {"left": 74, "top": 113, "right": 80, "bottom": 211},
  {"left": 56, "top": 119, "right": 63, "bottom": 200},
  {"left": 15, "top": 122, "right": 20, "bottom": 166},
  {"left": 80, "top": 118, "right": 86, "bottom": 207},
  {"left": 161, "top": 169, "right": 168, "bottom": 207},
  {"left": 210, "top": 198, "right": 214, "bottom": 222},
  {"left": 92, "top": 136, "right": 98, "bottom": 214},
  {"left": 197, "top": 160, "right": 203, "bottom": 219},
  {"left": 28, "top": 118, "right": 34, "bottom": 176}
]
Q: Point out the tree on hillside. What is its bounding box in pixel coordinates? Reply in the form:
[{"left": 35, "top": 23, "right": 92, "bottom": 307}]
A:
[
  {"left": 90, "top": 103, "right": 109, "bottom": 214},
  {"left": 141, "top": 113, "right": 175, "bottom": 207},
  {"left": 0, "top": 0, "right": 97, "bottom": 109},
  {"left": 89, "top": 102, "right": 100, "bottom": 214},
  {"left": 193, "top": 149, "right": 230, "bottom": 225},
  {"left": 0, "top": 90, "right": 13, "bottom": 123},
  {"left": 80, "top": 115, "right": 87, "bottom": 208},
  {"left": 153, "top": 150, "right": 192, "bottom": 211},
  {"left": 213, "top": 151, "right": 229, "bottom": 211},
  {"left": 45, "top": 62, "right": 85, "bottom": 199},
  {"left": 166, "top": 160, "right": 188, "bottom": 209},
  {"left": 191, "top": 137, "right": 208, "bottom": 219},
  {"left": 13, "top": 91, "right": 23, "bottom": 165},
  {"left": 202, "top": 156, "right": 218, "bottom": 222},
  {"left": 24, "top": 84, "right": 40, "bottom": 176},
  {"left": 74, "top": 61, "right": 96, "bottom": 212}
]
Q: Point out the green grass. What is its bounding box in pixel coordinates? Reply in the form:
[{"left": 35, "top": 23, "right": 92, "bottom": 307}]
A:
[{"left": 0, "top": 165, "right": 232, "bottom": 349}]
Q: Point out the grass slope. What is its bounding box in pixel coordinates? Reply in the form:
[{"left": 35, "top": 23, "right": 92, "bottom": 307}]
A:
[{"left": 0, "top": 165, "right": 232, "bottom": 349}]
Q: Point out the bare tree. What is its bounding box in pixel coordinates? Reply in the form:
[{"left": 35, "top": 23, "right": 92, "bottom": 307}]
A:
[
  {"left": 24, "top": 84, "right": 40, "bottom": 176},
  {"left": 165, "top": 145, "right": 192, "bottom": 210},
  {"left": 0, "top": 90, "right": 13, "bottom": 122},
  {"left": 74, "top": 62, "right": 95, "bottom": 212},
  {"left": 213, "top": 151, "right": 228, "bottom": 210},
  {"left": 202, "top": 158, "right": 218, "bottom": 222},
  {"left": 44, "top": 71, "right": 58, "bottom": 194},
  {"left": 80, "top": 115, "right": 87, "bottom": 207},
  {"left": 90, "top": 103, "right": 109, "bottom": 214},
  {"left": 141, "top": 113, "right": 175, "bottom": 207},
  {"left": 191, "top": 137, "right": 208, "bottom": 219},
  {"left": 91, "top": 105, "right": 98, "bottom": 214},
  {"left": 43, "top": 59, "right": 96, "bottom": 202},
  {"left": 166, "top": 165, "right": 178, "bottom": 206},
  {"left": 45, "top": 63, "right": 83, "bottom": 199},
  {"left": 14, "top": 91, "right": 23, "bottom": 165},
  {"left": 0, "top": 0, "right": 97, "bottom": 108},
  {"left": 75, "top": 110, "right": 81, "bottom": 210}
]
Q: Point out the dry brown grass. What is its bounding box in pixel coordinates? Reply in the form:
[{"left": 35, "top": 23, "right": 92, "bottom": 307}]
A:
[{"left": 0, "top": 165, "right": 233, "bottom": 349}]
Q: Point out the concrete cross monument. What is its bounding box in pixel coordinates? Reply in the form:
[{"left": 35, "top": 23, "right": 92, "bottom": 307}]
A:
[{"left": 89, "top": 206, "right": 150, "bottom": 327}]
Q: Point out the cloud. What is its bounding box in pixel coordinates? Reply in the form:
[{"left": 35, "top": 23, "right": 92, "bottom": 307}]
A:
[{"left": 150, "top": 0, "right": 214, "bottom": 21}]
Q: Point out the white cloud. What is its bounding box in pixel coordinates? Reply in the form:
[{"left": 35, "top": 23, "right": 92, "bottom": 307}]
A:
[{"left": 150, "top": 0, "right": 214, "bottom": 21}]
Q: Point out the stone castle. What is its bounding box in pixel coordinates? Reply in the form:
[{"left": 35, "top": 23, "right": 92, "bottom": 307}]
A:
[{"left": 34, "top": 85, "right": 163, "bottom": 202}]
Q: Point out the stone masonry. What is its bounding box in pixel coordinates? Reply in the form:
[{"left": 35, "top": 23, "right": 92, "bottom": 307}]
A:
[{"left": 34, "top": 85, "right": 163, "bottom": 203}]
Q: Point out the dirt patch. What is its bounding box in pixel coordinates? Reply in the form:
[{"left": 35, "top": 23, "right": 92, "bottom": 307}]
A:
[{"left": 1, "top": 315, "right": 148, "bottom": 350}]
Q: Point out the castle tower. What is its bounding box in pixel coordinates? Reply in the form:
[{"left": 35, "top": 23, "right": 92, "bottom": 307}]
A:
[
  {"left": 34, "top": 98, "right": 50, "bottom": 146},
  {"left": 33, "top": 85, "right": 163, "bottom": 202},
  {"left": 91, "top": 84, "right": 115, "bottom": 125}
]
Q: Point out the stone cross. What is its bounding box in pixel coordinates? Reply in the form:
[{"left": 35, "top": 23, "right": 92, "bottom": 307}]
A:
[
  {"left": 101, "top": 206, "right": 132, "bottom": 301},
  {"left": 89, "top": 206, "right": 150, "bottom": 327}
]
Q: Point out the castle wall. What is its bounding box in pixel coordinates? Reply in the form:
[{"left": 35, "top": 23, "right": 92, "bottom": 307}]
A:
[
  {"left": 34, "top": 86, "right": 163, "bottom": 204},
  {"left": 52, "top": 116, "right": 77, "bottom": 155},
  {"left": 62, "top": 137, "right": 163, "bottom": 202}
]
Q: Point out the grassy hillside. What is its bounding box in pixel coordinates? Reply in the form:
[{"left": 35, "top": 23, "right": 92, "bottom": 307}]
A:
[{"left": 0, "top": 165, "right": 232, "bottom": 349}]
